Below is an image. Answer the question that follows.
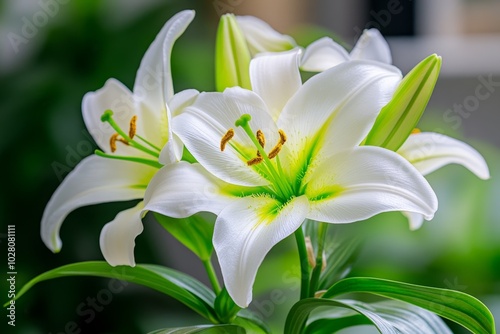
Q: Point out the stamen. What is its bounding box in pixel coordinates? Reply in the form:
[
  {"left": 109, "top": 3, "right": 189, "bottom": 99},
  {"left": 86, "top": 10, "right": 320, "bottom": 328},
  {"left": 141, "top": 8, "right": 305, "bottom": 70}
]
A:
[
  {"left": 220, "top": 128, "right": 235, "bottom": 151},
  {"left": 411, "top": 128, "right": 421, "bottom": 134},
  {"left": 278, "top": 129, "right": 287, "bottom": 144},
  {"left": 247, "top": 156, "right": 264, "bottom": 166},
  {"left": 110, "top": 133, "right": 119, "bottom": 153},
  {"left": 100, "top": 109, "right": 159, "bottom": 158},
  {"left": 268, "top": 129, "right": 287, "bottom": 159},
  {"left": 117, "top": 137, "right": 129, "bottom": 146},
  {"left": 129, "top": 115, "right": 137, "bottom": 139},
  {"left": 256, "top": 130, "right": 266, "bottom": 148}
]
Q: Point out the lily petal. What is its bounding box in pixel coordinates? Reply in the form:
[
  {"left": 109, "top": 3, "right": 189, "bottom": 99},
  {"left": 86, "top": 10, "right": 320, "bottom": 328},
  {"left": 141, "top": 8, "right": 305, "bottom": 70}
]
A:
[
  {"left": 100, "top": 202, "right": 144, "bottom": 267},
  {"left": 236, "top": 15, "right": 296, "bottom": 56},
  {"left": 300, "top": 37, "right": 350, "bottom": 72},
  {"left": 169, "top": 89, "right": 200, "bottom": 118},
  {"left": 350, "top": 28, "right": 392, "bottom": 64},
  {"left": 41, "top": 155, "right": 156, "bottom": 252},
  {"left": 402, "top": 211, "right": 425, "bottom": 231},
  {"left": 158, "top": 89, "right": 199, "bottom": 165},
  {"left": 398, "top": 132, "right": 490, "bottom": 179},
  {"left": 279, "top": 61, "right": 401, "bottom": 176},
  {"left": 134, "top": 10, "right": 195, "bottom": 147},
  {"left": 305, "top": 146, "right": 437, "bottom": 223},
  {"left": 173, "top": 88, "right": 280, "bottom": 187},
  {"left": 214, "top": 195, "right": 309, "bottom": 307},
  {"left": 82, "top": 78, "right": 137, "bottom": 155},
  {"left": 143, "top": 162, "right": 239, "bottom": 218},
  {"left": 250, "top": 49, "right": 302, "bottom": 120}
]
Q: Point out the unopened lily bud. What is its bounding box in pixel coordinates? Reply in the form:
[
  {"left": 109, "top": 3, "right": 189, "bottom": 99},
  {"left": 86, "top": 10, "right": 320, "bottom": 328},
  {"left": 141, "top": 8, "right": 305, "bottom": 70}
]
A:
[
  {"left": 215, "top": 14, "right": 252, "bottom": 91},
  {"left": 364, "top": 54, "right": 442, "bottom": 151},
  {"left": 314, "top": 290, "right": 327, "bottom": 298},
  {"left": 305, "top": 236, "right": 316, "bottom": 269}
]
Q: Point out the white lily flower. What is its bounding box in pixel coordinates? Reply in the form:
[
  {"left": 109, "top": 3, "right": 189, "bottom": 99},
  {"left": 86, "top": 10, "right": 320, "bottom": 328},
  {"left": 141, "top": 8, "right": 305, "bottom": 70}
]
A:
[
  {"left": 301, "top": 28, "right": 391, "bottom": 72},
  {"left": 41, "top": 10, "right": 196, "bottom": 266},
  {"left": 298, "top": 28, "right": 491, "bottom": 230},
  {"left": 398, "top": 131, "right": 490, "bottom": 229},
  {"left": 143, "top": 50, "right": 438, "bottom": 307}
]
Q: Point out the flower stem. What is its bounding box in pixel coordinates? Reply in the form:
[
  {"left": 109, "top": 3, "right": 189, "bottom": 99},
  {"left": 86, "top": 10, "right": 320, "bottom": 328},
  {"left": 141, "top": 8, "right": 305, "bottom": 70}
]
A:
[
  {"left": 294, "top": 227, "right": 310, "bottom": 299},
  {"left": 203, "top": 258, "right": 222, "bottom": 295},
  {"left": 309, "top": 222, "right": 328, "bottom": 296}
]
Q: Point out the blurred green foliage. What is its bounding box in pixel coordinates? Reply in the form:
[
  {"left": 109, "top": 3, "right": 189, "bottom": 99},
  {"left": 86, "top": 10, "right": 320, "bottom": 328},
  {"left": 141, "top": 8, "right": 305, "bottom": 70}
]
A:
[{"left": 1, "top": 1, "right": 498, "bottom": 333}]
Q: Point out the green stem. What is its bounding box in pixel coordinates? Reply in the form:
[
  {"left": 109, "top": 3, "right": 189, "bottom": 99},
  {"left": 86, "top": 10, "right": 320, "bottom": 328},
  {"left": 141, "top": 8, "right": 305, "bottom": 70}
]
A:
[
  {"left": 294, "top": 228, "right": 310, "bottom": 299},
  {"left": 203, "top": 258, "right": 222, "bottom": 295},
  {"left": 309, "top": 222, "right": 328, "bottom": 296}
]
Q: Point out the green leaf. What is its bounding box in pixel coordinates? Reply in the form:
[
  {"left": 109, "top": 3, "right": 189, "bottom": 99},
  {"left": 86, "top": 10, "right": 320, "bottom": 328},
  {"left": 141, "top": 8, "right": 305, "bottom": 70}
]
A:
[
  {"left": 215, "top": 13, "right": 252, "bottom": 91},
  {"left": 364, "top": 54, "right": 442, "bottom": 151},
  {"left": 147, "top": 324, "right": 245, "bottom": 334},
  {"left": 323, "top": 277, "right": 496, "bottom": 334},
  {"left": 215, "top": 287, "right": 241, "bottom": 323},
  {"left": 9, "top": 261, "right": 218, "bottom": 323},
  {"left": 305, "top": 299, "right": 452, "bottom": 334},
  {"left": 154, "top": 212, "right": 215, "bottom": 261},
  {"left": 232, "top": 311, "right": 271, "bottom": 334}
]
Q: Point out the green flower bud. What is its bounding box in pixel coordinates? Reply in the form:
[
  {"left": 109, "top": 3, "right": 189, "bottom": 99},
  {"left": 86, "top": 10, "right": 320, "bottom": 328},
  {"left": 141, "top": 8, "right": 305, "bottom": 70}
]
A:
[
  {"left": 215, "top": 14, "right": 252, "bottom": 92},
  {"left": 364, "top": 54, "right": 442, "bottom": 151}
]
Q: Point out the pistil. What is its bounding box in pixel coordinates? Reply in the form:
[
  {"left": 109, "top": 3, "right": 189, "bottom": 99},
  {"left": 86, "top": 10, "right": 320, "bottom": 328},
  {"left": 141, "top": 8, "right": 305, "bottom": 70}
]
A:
[{"left": 233, "top": 114, "right": 293, "bottom": 199}]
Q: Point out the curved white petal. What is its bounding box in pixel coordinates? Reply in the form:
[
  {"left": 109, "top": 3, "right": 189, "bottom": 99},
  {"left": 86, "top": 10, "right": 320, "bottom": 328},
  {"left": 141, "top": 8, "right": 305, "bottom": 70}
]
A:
[
  {"left": 82, "top": 78, "right": 137, "bottom": 155},
  {"left": 236, "top": 15, "right": 296, "bottom": 56},
  {"left": 134, "top": 10, "right": 194, "bottom": 105},
  {"left": 305, "top": 147, "right": 437, "bottom": 223},
  {"left": 214, "top": 195, "right": 309, "bottom": 307},
  {"left": 300, "top": 37, "right": 350, "bottom": 72},
  {"left": 169, "top": 89, "right": 200, "bottom": 117},
  {"left": 350, "top": 29, "right": 392, "bottom": 64},
  {"left": 398, "top": 132, "right": 490, "bottom": 179},
  {"left": 249, "top": 49, "right": 301, "bottom": 120},
  {"left": 41, "top": 155, "right": 156, "bottom": 252},
  {"left": 134, "top": 10, "right": 195, "bottom": 147},
  {"left": 173, "top": 88, "right": 280, "bottom": 186},
  {"left": 278, "top": 61, "right": 401, "bottom": 177},
  {"left": 143, "top": 162, "right": 240, "bottom": 218},
  {"left": 402, "top": 211, "right": 425, "bottom": 231},
  {"left": 100, "top": 202, "right": 144, "bottom": 267},
  {"left": 158, "top": 89, "right": 200, "bottom": 165}
]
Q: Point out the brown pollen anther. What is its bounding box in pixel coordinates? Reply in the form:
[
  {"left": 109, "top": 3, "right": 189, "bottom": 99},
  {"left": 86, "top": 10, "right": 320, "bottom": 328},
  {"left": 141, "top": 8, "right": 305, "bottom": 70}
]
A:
[
  {"left": 220, "top": 128, "right": 235, "bottom": 151},
  {"left": 247, "top": 156, "right": 263, "bottom": 166},
  {"left": 268, "top": 129, "right": 287, "bottom": 159},
  {"left": 129, "top": 115, "right": 137, "bottom": 139},
  {"left": 110, "top": 133, "right": 119, "bottom": 153}
]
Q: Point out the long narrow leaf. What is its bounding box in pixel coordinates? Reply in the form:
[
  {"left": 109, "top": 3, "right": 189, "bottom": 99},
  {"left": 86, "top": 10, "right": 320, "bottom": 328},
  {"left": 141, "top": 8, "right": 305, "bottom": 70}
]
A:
[
  {"left": 148, "top": 324, "right": 245, "bottom": 334},
  {"left": 323, "top": 277, "right": 495, "bottom": 334},
  {"left": 285, "top": 298, "right": 452, "bottom": 334},
  {"left": 305, "top": 299, "right": 452, "bottom": 334},
  {"left": 10, "top": 261, "right": 218, "bottom": 322}
]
